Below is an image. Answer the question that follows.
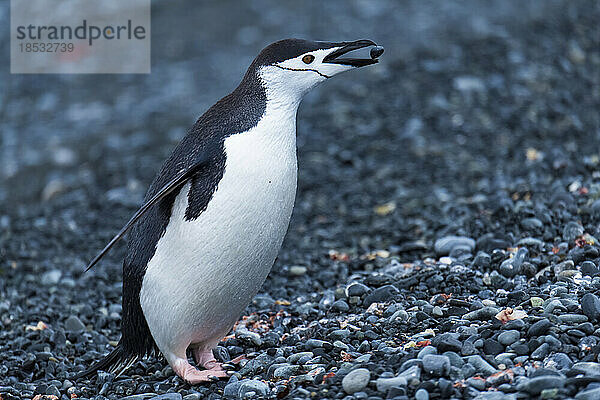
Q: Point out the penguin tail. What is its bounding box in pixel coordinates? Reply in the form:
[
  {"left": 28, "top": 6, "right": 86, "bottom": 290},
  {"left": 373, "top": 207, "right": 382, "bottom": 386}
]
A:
[{"left": 75, "top": 341, "right": 140, "bottom": 380}]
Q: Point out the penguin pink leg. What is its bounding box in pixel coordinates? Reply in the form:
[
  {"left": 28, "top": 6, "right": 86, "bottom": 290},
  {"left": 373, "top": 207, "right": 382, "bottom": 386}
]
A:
[
  {"left": 171, "top": 357, "right": 228, "bottom": 384},
  {"left": 193, "top": 348, "right": 226, "bottom": 371}
]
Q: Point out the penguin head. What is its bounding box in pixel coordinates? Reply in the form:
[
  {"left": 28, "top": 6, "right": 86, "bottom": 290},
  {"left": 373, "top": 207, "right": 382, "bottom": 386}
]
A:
[{"left": 251, "top": 39, "right": 382, "bottom": 102}]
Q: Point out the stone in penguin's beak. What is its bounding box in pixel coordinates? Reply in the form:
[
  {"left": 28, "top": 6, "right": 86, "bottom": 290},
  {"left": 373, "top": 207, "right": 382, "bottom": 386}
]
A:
[{"left": 323, "top": 39, "right": 384, "bottom": 67}]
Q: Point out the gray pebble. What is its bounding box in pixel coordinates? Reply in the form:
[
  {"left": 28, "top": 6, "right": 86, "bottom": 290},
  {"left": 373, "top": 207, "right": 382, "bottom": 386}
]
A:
[
  {"left": 289, "top": 265, "right": 307, "bottom": 276},
  {"left": 422, "top": 354, "right": 450, "bottom": 377},
  {"left": 415, "top": 388, "right": 429, "bottom": 400},
  {"left": 498, "top": 330, "right": 520, "bottom": 346},
  {"left": 149, "top": 394, "right": 183, "bottom": 400},
  {"left": 434, "top": 235, "right": 475, "bottom": 255},
  {"left": 238, "top": 379, "right": 269, "bottom": 397},
  {"left": 572, "top": 362, "right": 600, "bottom": 376},
  {"left": 342, "top": 368, "right": 371, "bottom": 394},
  {"left": 531, "top": 343, "right": 550, "bottom": 360},
  {"left": 463, "top": 306, "right": 500, "bottom": 321},
  {"left": 581, "top": 293, "right": 600, "bottom": 322},
  {"left": 528, "top": 319, "right": 552, "bottom": 336},
  {"left": 467, "top": 355, "right": 497, "bottom": 375},
  {"left": 575, "top": 387, "right": 600, "bottom": 400},
  {"left": 375, "top": 375, "right": 407, "bottom": 392},
  {"left": 346, "top": 282, "right": 370, "bottom": 297},
  {"left": 42, "top": 269, "right": 62, "bottom": 285},
  {"left": 64, "top": 315, "right": 86, "bottom": 332},
  {"left": 524, "top": 376, "right": 565, "bottom": 395}
]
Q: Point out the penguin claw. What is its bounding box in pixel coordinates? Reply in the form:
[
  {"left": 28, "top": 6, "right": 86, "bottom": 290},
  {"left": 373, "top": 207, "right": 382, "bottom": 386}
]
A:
[
  {"left": 184, "top": 368, "right": 229, "bottom": 384},
  {"left": 173, "top": 358, "right": 229, "bottom": 384}
]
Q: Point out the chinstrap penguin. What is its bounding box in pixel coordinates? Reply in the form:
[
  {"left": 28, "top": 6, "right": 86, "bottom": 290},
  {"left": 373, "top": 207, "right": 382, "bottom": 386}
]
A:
[{"left": 79, "top": 38, "right": 383, "bottom": 383}]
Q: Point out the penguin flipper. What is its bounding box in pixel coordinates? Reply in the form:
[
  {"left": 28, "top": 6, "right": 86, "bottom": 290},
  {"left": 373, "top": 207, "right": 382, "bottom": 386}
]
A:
[{"left": 85, "top": 156, "right": 212, "bottom": 272}]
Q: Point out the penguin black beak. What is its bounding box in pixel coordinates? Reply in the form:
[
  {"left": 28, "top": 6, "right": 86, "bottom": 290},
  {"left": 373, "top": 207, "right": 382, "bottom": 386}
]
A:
[{"left": 323, "top": 39, "right": 383, "bottom": 67}]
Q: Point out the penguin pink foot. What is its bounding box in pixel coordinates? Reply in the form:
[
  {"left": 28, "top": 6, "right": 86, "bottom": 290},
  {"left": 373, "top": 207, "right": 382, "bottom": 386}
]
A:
[
  {"left": 193, "top": 348, "right": 226, "bottom": 372},
  {"left": 172, "top": 357, "right": 228, "bottom": 384}
]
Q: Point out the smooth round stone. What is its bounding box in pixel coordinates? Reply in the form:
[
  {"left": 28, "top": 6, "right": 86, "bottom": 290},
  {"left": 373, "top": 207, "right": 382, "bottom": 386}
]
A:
[
  {"left": 342, "top": 368, "right": 371, "bottom": 394},
  {"left": 346, "top": 282, "right": 370, "bottom": 297},
  {"left": 498, "top": 330, "right": 520, "bottom": 346},
  {"left": 467, "top": 355, "right": 497, "bottom": 376},
  {"left": 150, "top": 394, "right": 183, "bottom": 400},
  {"left": 563, "top": 221, "right": 584, "bottom": 241},
  {"left": 289, "top": 265, "right": 307, "bottom": 276},
  {"left": 581, "top": 261, "right": 599, "bottom": 277},
  {"left": 581, "top": 293, "right": 600, "bottom": 322},
  {"left": 64, "top": 315, "right": 86, "bottom": 332},
  {"left": 238, "top": 379, "right": 269, "bottom": 397},
  {"left": 543, "top": 353, "right": 573, "bottom": 370},
  {"left": 525, "top": 376, "right": 565, "bottom": 395},
  {"left": 531, "top": 343, "right": 550, "bottom": 360},
  {"left": 575, "top": 387, "right": 600, "bottom": 400},
  {"left": 572, "top": 362, "right": 600, "bottom": 376},
  {"left": 415, "top": 388, "right": 429, "bottom": 400},
  {"left": 332, "top": 300, "right": 350, "bottom": 312},
  {"left": 557, "top": 314, "right": 588, "bottom": 324},
  {"left": 434, "top": 236, "right": 475, "bottom": 255},
  {"left": 422, "top": 354, "right": 450, "bottom": 377},
  {"left": 528, "top": 319, "right": 552, "bottom": 336},
  {"left": 375, "top": 375, "right": 407, "bottom": 392},
  {"left": 417, "top": 346, "right": 437, "bottom": 359}
]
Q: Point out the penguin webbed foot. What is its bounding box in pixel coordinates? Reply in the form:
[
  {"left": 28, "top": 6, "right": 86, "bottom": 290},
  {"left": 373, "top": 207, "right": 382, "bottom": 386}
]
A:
[
  {"left": 192, "top": 348, "right": 226, "bottom": 371},
  {"left": 173, "top": 357, "right": 228, "bottom": 384}
]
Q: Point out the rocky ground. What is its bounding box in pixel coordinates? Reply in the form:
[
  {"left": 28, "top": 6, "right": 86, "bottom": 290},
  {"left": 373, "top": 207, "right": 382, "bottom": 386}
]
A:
[{"left": 1, "top": 0, "right": 600, "bottom": 399}]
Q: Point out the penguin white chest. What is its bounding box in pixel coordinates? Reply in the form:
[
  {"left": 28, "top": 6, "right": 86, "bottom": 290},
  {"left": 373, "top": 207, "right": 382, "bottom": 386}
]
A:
[{"left": 140, "top": 108, "right": 298, "bottom": 351}]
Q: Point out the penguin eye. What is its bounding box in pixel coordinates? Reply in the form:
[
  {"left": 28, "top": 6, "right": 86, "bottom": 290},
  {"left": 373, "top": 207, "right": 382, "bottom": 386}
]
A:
[{"left": 302, "top": 54, "right": 315, "bottom": 64}]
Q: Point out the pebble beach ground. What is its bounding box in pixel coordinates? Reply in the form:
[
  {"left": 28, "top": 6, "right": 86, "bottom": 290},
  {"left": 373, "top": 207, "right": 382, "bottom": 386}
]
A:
[{"left": 1, "top": 1, "right": 599, "bottom": 399}]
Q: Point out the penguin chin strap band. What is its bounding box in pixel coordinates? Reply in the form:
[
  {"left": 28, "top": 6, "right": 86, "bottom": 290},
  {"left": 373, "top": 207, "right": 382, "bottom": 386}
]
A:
[{"left": 274, "top": 64, "right": 331, "bottom": 79}]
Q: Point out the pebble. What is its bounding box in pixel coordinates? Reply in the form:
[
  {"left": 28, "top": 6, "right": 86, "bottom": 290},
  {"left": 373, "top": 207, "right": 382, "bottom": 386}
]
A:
[
  {"left": 563, "top": 221, "right": 584, "bottom": 241},
  {"left": 422, "top": 354, "right": 450, "bottom": 376},
  {"left": 572, "top": 362, "right": 600, "bottom": 376},
  {"left": 528, "top": 319, "right": 552, "bottom": 336},
  {"left": 434, "top": 236, "right": 475, "bottom": 255},
  {"left": 415, "top": 388, "right": 429, "bottom": 400},
  {"left": 531, "top": 343, "right": 550, "bottom": 360},
  {"left": 467, "top": 355, "right": 497, "bottom": 375},
  {"left": 363, "top": 285, "right": 399, "bottom": 306},
  {"left": 433, "top": 333, "right": 462, "bottom": 352},
  {"left": 149, "top": 395, "right": 182, "bottom": 400},
  {"left": 289, "top": 265, "right": 307, "bottom": 276},
  {"left": 375, "top": 375, "right": 407, "bottom": 392},
  {"left": 398, "top": 365, "right": 421, "bottom": 384},
  {"left": 238, "top": 379, "right": 269, "bottom": 398},
  {"left": 417, "top": 346, "right": 437, "bottom": 359},
  {"left": 557, "top": 314, "right": 588, "bottom": 324},
  {"left": 342, "top": 368, "right": 371, "bottom": 394},
  {"left": 235, "top": 328, "right": 262, "bottom": 347},
  {"left": 581, "top": 261, "right": 599, "bottom": 276},
  {"left": 521, "top": 218, "right": 543, "bottom": 231},
  {"left": 332, "top": 300, "right": 350, "bottom": 311},
  {"left": 64, "top": 315, "right": 86, "bottom": 332},
  {"left": 581, "top": 293, "right": 600, "bottom": 322},
  {"left": 41, "top": 269, "right": 62, "bottom": 285},
  {"left": 524, "top": 376, "right": 565, "bottom": 395},
  {"left": 464, "top": 306, "right": 500, "bottom": 321},
  {"left": 346, "top": 282, "right": 370, "bottom": 297},
  {"left": 498, "top": 330, "right": 520, "bottom": 346},
  {"left": 575, "top": 388, "right": 600, "bottom": 400}
]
